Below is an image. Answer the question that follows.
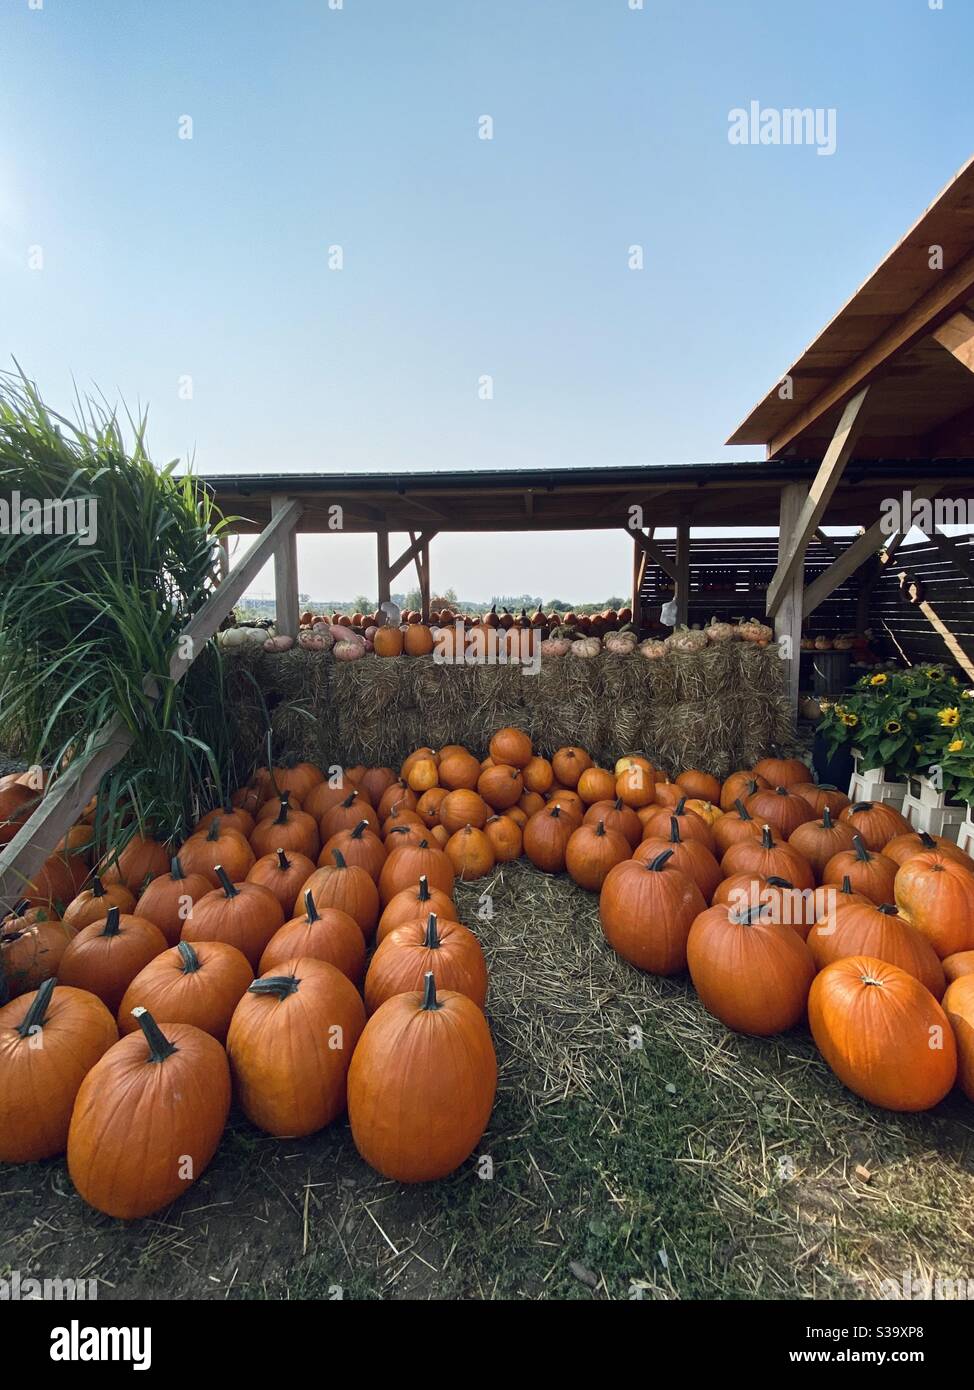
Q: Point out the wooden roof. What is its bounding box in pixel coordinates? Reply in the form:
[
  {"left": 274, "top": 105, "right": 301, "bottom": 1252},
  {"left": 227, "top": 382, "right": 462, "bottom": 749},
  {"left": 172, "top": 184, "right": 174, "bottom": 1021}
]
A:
[
  {"left": 728, "top": 155, "right": 974, "bottom": 460},
  {"left": 197, "top": 459, "right": 972, "bottom": 534}
]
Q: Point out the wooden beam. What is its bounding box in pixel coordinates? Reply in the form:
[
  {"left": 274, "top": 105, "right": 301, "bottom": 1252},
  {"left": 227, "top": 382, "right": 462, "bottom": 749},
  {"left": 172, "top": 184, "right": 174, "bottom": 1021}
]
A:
[
  {"left": 0, "top": 499, "right": 303, "bottom": 915},
  {"left": 631, "top": 534, "right": 647, "bottom": 625},
  {"left": 415, "top": 535, "right": 431, "bottom": 621},
  {"left": 388, "top": 531, "right": 438, "bottom": 584},
  {"left": 766, "top": 387, "right": 870, "bottom": 617},
  {"left": 674, "top": 517, "right": 690, "bottom": 626},
  {"left": 271, "top": 495, "right": 300, "bottom": 637},
  {"left": 813, "top": 527, "right": 843, "bottom": 558},
  {"left": 376, "top": 530, "right": 391, "bottom": 606},
  {"left": 774, "top": 483, "right": 807, "bottom": 717},
  {"left": 802, "top": 481, "right": 943, "bottom": 617},
  {"left": 767, "top": 247, "right": 974, "bottom": 457},
  {"left": 932, "top": 309, "right": 974, "bottom": 375},
  {"left": 923, "top": 524, "right": 974, "bottom": 586},
  {"left": 625, "top": 526, "right": 678, "bottom": 582}
]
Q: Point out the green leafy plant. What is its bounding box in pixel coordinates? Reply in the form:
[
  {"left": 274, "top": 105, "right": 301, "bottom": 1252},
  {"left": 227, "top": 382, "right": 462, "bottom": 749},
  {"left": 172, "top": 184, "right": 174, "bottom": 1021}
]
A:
[{"left": 0, "top": 368, "right": 236, "bottom": 848}]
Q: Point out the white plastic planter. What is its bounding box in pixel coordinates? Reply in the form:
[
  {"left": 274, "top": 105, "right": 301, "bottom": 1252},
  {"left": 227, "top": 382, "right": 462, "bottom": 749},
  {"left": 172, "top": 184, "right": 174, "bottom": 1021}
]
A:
[
  {"left": 848, "top": 751, "right": 907, "bottom": 812},
  {"left": 900, "top": 774, "right": 968, "bottom": 837},
  {"left": 957, "top": 804, "right": 974, "bottom": 857}
]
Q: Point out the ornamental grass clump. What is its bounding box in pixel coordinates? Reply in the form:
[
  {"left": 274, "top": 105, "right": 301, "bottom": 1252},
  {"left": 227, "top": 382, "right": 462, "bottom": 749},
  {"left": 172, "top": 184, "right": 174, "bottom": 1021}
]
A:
[{"left": 0, "top": 369, "right": 235, "bottom": 848}]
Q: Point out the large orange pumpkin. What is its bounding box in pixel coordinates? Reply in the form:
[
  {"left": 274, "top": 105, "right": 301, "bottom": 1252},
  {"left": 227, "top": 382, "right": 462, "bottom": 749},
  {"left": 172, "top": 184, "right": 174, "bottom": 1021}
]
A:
[
  {"left": 787, "top": 806, "right": 858, "bottom": 881},
  {"left": 58, "top": 906, "right": 168, "bottom": 1014},
  {"left": 0, "top": 979, "right": 117, "bottom": 1163},
  {"left": 745, "top": 785, "right": 816, "bottom": 839},
  {"left": 523, "top": 804, "right": 575, "bottom": 873},
  {"left": 806, "top": 899, "right": 945, "bottom": 999},
  {"left": 583, "top": 797, "right": 641, "bottom": 849},
  {"left": 790, "top": 782, "right": 850, "bottom": 818},
  {"left": 117, "top": 939, "right": 253, "bottom": 1043},
  {"left": 438, "top": 750, "right": 482, "bottom": 791},
  {"left": 615, "top": 763, "right": 656, "bottom": 809},
  {"left": 522, "top": 756, "right": 554, "bottom": 794},
  {"left": 721, "top": 825, "right": 815, "bottom": 891},
  {"left": 373, "top": 626, "right": 404, "bottom": 657},
  {"left": 99, "top": 834, "right": 170, "bottom": 894},
  {"left": 227, "top": 957, "right": 365, "bottom": 1136},
  {"left": 565, "top": 820, "right": 631, "bottom": 891},
  {"left": 599, "top": 849, "right": 706, "bottom": 975},
  {"left": 822, "top": 835, "right": 898, "bottom": 906},
  {"left": 319, "top": 820, "right": 386, "bottom": 883},
  {"left": 68, "top": 1010, "right": 230, "bottom": 1217},
  {"left": 378, "top": 838, "right": 455, "bottom": 904},
  {"left": 0, "top": 913, "right": 76, "bottom": 999},
  {"left": 63, "top": 875, "right": 135, "bottom": 932},
  {"left": 259, "top": 890, "right": 366, "bottom": 985},
  {"left": 477, "top": 764, "right": 524, "bottom": 811},
  {"left": 485, "top": 814, "right": 522, "bottom": 862},
  {"left": 838, "top": 800, "right": 912, "bottom": 853},
  {"left": 245, "top": 847, "right": 317, "bottom": 918},
  {"left": 894, "top": 852, "right": 974, "bottom": 958},
  {"left": 439, "top": 789, "right": 490, "bottom": 834},
  {"left": 808, "top": 956, "right": 956, "bottom": 1111},
  {"left": 635, "top": 817, "right": 722, "bottom": 901},
  {"left": 180, "top": 819, "right": 256, "bottom": 888},
  {"left": 300, "top": 850, "right": 381, "bottom": 939},
  {"left": 883, "top": 829, "right": 974, "bottom": 870},
  {"left": 364, "top": 913, "right": 487, "bottom": 1014},
  {"left": 133, "top": 855, "right": 214, "bottom": 946},
  {"left": 712, "top": 799, "right": 764, "bottom": 858},
  {"left": 552, "top": 746, "right": 593, "bottom": 789},
  {"left": 376, "top": 874, "right": 457, "bottom": 944},
  {"left": 676, "top": 770, "right": 721, "bottom": 804},
  {"left": 640, "top": 799, "right": 716, "bottom": 853},
  {"left": 687, "top": 901, "right": 815, "bottom": 1035},
  {"left": 320, "top": 791, "right": 381, "bottom": 842},
  {"left": 577, "top": 767, "right": 618, "bottom": 806},
  {"left": 249, "top": 798, "right": 320, "bottom": 862},
  {"left": 752, "top": 757, "right": 811, "bottom": 788},
  {"left": 489, "top": 727, "right": 533, "bottom": 768},
  {"left": 444, "top": 825, "right": 495, "bottom": 881},
  {"left": 403, "top": 624, "right": 434, "bottom": 656},
  {"left": 943, "top": 974, "right": 974, "bottom": 1101},
  {"left": 347, "top": 973, "right": 497, "bottom": 1182},
  {"left": 181, "top": 867, "right": 285, "bottom": 969},
  {"left": 719, "top": 771, "right": 769, "bottom": 812}
]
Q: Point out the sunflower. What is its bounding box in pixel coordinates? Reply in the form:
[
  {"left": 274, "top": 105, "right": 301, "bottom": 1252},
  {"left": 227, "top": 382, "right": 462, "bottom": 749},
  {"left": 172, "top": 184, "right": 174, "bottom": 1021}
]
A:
[
  {"left": 884, "top": 719, "right": 902, "bottom": 734},
  {"left": 869, "top": 673, "right": 888, "bottom": 686},
  {"left": 938, "top": 707, "right": 961, "bottom": 728},
  {"left": 925, "top": 667, "right": 944, "bottom": 680},
  {"left": 842, "top": 713, "right": 859, "bottom": 728},
  {"left": 948, "top": 739, "right": 965, "bottom": 753}
]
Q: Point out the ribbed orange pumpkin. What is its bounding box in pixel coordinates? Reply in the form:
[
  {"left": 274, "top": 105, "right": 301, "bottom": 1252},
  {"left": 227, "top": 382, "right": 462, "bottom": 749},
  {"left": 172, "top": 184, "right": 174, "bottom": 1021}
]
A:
[
  {"left": 195, "top": 801, "right": 255, "bottom": 839},
  {"left": 822, "top": 835, "right": 898, "bottom": 906},
  {"left": 676, "top": 770, "right": 721, "bottom": 804},
  {"left": 808, "top": 956, "right": 956, "bottom": 1111},
  {"left": 523, "top": 804, "right": 575, "bottom": 873},
  {"left": 806, "top": 900, "right": 945, "bottom": 999},
  {"left": 259, "top": 761, "right": 324, "bottom": 803},
  {"left": 0, "top": 782, "right": 40, "bottom": 846},
  {"left": 477, "top": 764, "right": 523, "bottom": 811},
  {"left": 790, "top": 782, "right": 850, "bottom": 818},
  {"left": 227, "top": 957, "right": 365, "bottom": 1137},
  {"left": 712, "top": 799, "right": 764, "bottom": 857},
  {"left": 582, "top": 797, "right": 642, "bottom": 849},
  {"left": 438, "top": 750, "right": 482, "bottom": 791},
  {"left": 883, "top": 829, "right": 974, "bottom": 870},
  {"left": 445, "top": 825, "right": 496, "bottom": 881},
  {"left": 439, "top": 789, "right": 490, "bottom": 834},
  {"left": 300, "top": 850, "right": 381, "bottom": 939},
  {"left": 943, "top": 974, "right": 974, "bottom": 1101},
  {"left": 1, "top": 912, "right": 76, "bottom": 998},
  {"left": 180, "top": 819, "right": 256, "bottom": 888},
  {"left": 63, "top": 874, "right": 136, "bottom": 932},
  {"left": 117, "top": 939, "right": 253, "bottom": 1042},
  {"left": 382, "top": 824, "right": 431, "bottom": 859},
  {"left": 552, "top": 746, "right": 593, "bottom": 789},
  {"left": 259, "top": 890, "right": 366, "bottom": 985},
  {"left": 838, "top": 800, "right": 912, "bottom": 853},
  {"left": 653, "top": 782, "right": 682, "bottom": 809},
  {"left": 99, "top": 834, "right": 171, "bottom": 895},
  {"left": 788, "top": 806, "right": 858, "bottom": 881},
  {"left": 485, "top": 814, "right": 522, "bottom": 862},
  {"left": 745, "top": 785, "right": 816, "bottom": 839},
  {"left": 687, "top": 900, "right": 815, "bottom": 1035},
  {"left": 319, "top": 820, "right": 386, "bottom": 882},
  {"left": 712, "top": 871, "right": 769, "bottom": 909},
  {"left": 565, "top": 820, "right": 630, "bottom": 891},
  {"left": 58, "top": 906, "right": 168, "bottom": 1013},
  {"left": 406, "top": 757, "right": 439, "bottom": 793},
  {"left": 181, "top": 867, "right": 285, "bottom": 969},
  {"left": 382, "top": 808, "right": 428, "bottom": 843},
  {"left": 0, "top": 979, "right": 117, "bottom": 1162},
  {"left": 752, "top": 757, "right": 811, "bottom": 788},
  {"left": 254, "top": 790, "right": 305, "bottom": 821},
  {"left": 720, "top": 824, "right": 815, "bottom": 892},
  {"left": 522, "top": 756, "right": 554, "bottom": 793},
  {"left": 377, "top": 780, "right": 417, "bottom": 820},
  {"left": 246, "top": 848, "right": 318, "bottom": 918},
  {"left": 249, "top": 798, "right": 320, "bottom": 862},
  {"left": 894, "top": 852, "right": 974, "bottom": 958},
  {"left": 943, "top": 950, "right": 974, "bottom": 984},
  {"left": 576, "top": 767, "right": 617, "bottom": 805},
  {"left": 134, "top": 855, "right": 214, "bottom": 946},
  {"left": 378, "top": 838, "right": 456, "bottom": 904},
  {"left": 600, "top": 849, "right": 706, "bottom": 974},
  {"left": 719, "top": 771, "right": 769, "bottom": 812},
  {"left": 545, "top": 789, "right": 584, "bottom": 823},
  {"left": 320, "top": 791, "right": 380, "bottom": 842},
  {"left": 304, "top": 778, "right": 362, "bottom": 821},
  {"left": 489, "top": 727, "right": 533, "bottom": 768},
  {"left": 347, "top": 973, "right": 496, "bottom": 1182},
  {"left": 377, "top": 874, "right": 457, "bottom": 944},
  {"left": 635, "top": 817, "right": 722, "bottom": 901},
  {"left": 615, "top": 763, "right": 656, "bottom": 809},
  {"left": 416, "top": 787, "right": 450, "bottom": 828},
  {"left": 640, "top": 799, "right": 716, "bottom": 854},
  {"left": 364, "top": 912, "right": 487, "bottom": 1014}
]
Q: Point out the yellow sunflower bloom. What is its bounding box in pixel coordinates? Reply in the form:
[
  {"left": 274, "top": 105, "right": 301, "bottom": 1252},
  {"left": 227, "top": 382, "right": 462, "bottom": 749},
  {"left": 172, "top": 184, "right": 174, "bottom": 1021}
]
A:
[
  {"left": 948, "top": 739, "right": 965, "bottom": 753},
  {"left": 938, "top": 707, "right": 961, "bottom": 728},
  {"left": 884, "top": 720, "right": 902, "bottom": 734},
  {"left": 869, "top": 673, "right": 888, "bottom": 686},
  {"left": 926, "top": 667, "right": 944, "bottom": 680},
  {"left": 843, "top": 713, "right": 859, "bottom": 727}
]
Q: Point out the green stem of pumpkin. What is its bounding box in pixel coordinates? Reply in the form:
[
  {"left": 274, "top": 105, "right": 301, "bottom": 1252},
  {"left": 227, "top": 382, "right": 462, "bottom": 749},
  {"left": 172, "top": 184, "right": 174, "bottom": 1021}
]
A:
[
  {"left": 16, "top": 975, "right": 56, "bottom": 1037},
  {"left": 304, "top": 890, "right": 320, "bottom": 921},
  {"left": 351, "top": 820, "right": 369, "bottom": 841},
  {"left": 133, "top": 1007, "right": 178, "bottom": 1063},
  {"left": 177, "top": 941, "right": 201, "bottom": 973},
  {"left": 669, "top": 816, "right": 682, "bottom": 844},
  {"left": 91, "top": 874, "right": 107, "bottom": 898},
  {"left": 207, "top": 819, "right": 221, "bottom": 843},
  {"left": 733, "top": 798, "right": 752, "bottom": 821},
  {"left": 215, "top": 864, "right": 238, "bottom": 898},
  {"left": 766, "top": 876, "right": 795, "bottom": 889},
  {"left": 878, "top": 903, "right": 899, "bottom": 915},
  {"left": 248, "top": 975, "right": 300, "bottom": 998},
  {"left": 171, "top": 855, "right": 186, "bottom": 881},
  {"left": 645, "top": 848, "right": 674, "bottom": 872},
  {"left": 841, "top": 875, "right": 854, "bottom": 895},
  {"left": 919, "top": 831, "right": 937, "bottom": 849},
  {"left": 760, "top": 825, "right": 775, "bottom": 849},
  {"left": 852, "top": 835, "right": 871, "bottom": 862},
  {"left": 420, "top": 971, "right": 441, "bottom": 1011},
  {"left": 276, "top": 848, "right": 291, "bottom": 870},
  {"left": 675, "top": 797, "right": 687, "bottom": 814},
  {"left": 274, "top": 794, "right": 290, "bottom": 826},
  {"left": 851, "top": 801, "right": 874, "bottom": 813},
  {"left": 822, "top": 806, "right": 834, "bottom": 828},
  {"left": 101, "top": 905, "right": 122, "bottom": 937},
  {"left": 423, "top": 913, "right": 441, "bottom": 948},
  {"left": 331, "top": 849, "right": 347, "bottom": 870},
  {"left": 417, "top": 874, "right": 431, "bottom": 902}
]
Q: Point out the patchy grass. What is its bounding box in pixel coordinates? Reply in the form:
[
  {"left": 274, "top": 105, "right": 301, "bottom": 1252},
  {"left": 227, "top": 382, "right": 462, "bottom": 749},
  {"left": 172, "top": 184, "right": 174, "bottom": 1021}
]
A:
[{"left": 2, "top": 861, "right": 974, "bottom": 1300}]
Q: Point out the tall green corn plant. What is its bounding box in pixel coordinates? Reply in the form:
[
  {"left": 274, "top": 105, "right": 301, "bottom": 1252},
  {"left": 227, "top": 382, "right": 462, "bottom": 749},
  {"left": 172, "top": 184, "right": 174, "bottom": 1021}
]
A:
[{"left": 0, "top": 368, "right": 236, "bottom": 849}]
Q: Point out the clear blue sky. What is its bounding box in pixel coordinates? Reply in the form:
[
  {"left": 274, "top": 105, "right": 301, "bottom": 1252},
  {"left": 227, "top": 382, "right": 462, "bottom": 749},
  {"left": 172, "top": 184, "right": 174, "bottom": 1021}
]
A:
[{"left": 2, "top": 0, "right": 971, "bottom": 602}]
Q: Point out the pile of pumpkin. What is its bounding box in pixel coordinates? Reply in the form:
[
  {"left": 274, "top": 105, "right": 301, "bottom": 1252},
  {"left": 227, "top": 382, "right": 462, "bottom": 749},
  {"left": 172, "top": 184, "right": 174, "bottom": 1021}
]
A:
[{"left": 0, "top": 762, "right": 501, "bottom": 1217}]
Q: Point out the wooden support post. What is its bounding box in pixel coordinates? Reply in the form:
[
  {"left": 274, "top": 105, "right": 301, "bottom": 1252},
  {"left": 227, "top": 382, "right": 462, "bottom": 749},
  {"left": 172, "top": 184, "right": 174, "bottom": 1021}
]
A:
[
  {"left": 766, "top": 386, "right": 870, "bottom": 616},
  {"left": 376, "top": 530, "right": 391, "bottom": 607},
  {"left": 271, "top": 495, "right": 300, "bottom": 636},
  {"left": 674, "top": 517, "right": 690, "bottom": 626},
  {"left": 773, "top": 483, "right": 807, "bottom": 717},
  {"left": 631, "top": 534, "right": 647, "bottom": 628},
  {"left": 416, "top": 536, "right": 431, "bottom": 621}
]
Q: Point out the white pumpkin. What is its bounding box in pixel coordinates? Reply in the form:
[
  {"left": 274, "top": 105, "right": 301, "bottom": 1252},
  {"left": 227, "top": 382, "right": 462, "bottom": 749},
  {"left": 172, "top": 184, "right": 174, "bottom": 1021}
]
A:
[
  {"left": 570, "top": 637, "right": 601, "bottom": 658},
  {"left": 217, "top": 626, "right": 266, "bottom": 649},
  {"left": 638, "top": 639, "right": 668, "bottom": 660},
  {"left": 664, "top": 626, "right": 708, "bottom": 654},
  {"left": 540, "top": 637, "right": 571, "bottom": 657}
]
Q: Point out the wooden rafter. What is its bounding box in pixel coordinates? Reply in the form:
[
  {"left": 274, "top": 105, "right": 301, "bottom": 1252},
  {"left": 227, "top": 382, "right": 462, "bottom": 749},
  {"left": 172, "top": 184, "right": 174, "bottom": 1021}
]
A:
[
  {"left": 388, "top": 530, "right": 438, "bottom": 585},
  {"left": 766, "top": 387, "right": 870, "bottom": 617},
  {"left": 625, "top": 526, "right": 678, "bottom": 582},
  {"left": 932, "top": 309, "right": 974, "bottom": 375}
]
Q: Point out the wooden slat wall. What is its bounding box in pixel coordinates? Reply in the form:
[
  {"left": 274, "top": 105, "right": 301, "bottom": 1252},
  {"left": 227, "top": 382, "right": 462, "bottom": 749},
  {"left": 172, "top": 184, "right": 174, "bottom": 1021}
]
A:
[{"left": 869, "top": 535, "right": 974, "bottom": 667}]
